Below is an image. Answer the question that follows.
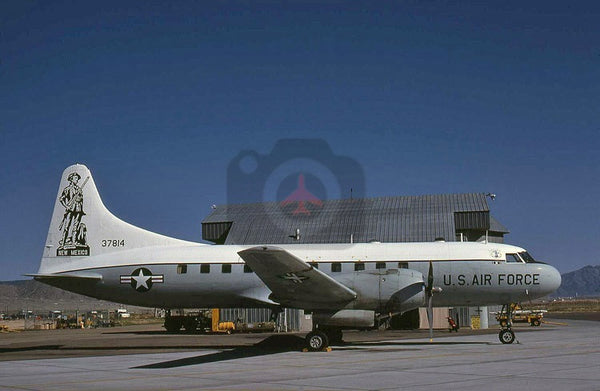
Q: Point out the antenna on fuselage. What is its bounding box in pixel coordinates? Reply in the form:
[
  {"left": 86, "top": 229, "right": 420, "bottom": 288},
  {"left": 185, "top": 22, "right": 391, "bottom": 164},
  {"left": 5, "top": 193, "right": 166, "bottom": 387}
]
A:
[
  {"left": 484, "top": 192, "right": 496, "bottom": 244},
  {"left": 289, "top": 228, "right": 300, "bottom": 241}
]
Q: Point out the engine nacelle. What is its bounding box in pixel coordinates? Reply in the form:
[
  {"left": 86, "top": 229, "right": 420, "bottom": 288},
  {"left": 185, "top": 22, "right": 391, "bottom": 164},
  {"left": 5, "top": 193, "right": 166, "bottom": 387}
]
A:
[
  {"left": 335, "top": 268, "right": 426, "bottom": 313},
  {"left": 313, "top": 309, "right": 376, "bottom": 329}
]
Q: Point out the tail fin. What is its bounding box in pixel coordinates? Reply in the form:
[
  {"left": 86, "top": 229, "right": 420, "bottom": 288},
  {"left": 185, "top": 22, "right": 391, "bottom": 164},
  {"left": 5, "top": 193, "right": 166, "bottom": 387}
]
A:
[{"left": 38, "top": 164, "right": 194, "bottom": 274}]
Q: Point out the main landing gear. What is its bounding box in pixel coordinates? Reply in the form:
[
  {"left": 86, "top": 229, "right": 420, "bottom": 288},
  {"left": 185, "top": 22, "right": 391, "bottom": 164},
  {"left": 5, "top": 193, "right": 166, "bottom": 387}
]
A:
[
  {"left": 305, "top": 327, "right": 343, "bottom": 351},
  {"left": 498, "top": 304, "right": 517, "bottom": 344}
]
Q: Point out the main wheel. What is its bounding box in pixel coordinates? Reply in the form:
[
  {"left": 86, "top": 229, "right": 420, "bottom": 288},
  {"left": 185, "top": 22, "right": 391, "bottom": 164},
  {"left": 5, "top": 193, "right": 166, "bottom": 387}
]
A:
[
  {"left": 306, "top": 331, "right": 329, "bottom": 351},
  {"left": 499, "top": 329, "right": 515, "bottom": 344}
]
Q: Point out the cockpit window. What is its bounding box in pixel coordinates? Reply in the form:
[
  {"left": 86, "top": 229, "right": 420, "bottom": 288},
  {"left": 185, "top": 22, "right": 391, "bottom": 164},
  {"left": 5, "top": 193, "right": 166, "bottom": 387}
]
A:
[
  {"left": 519, "top": 251, "right": 538, "bottom": 263},
  {"left": 505, "top": 253, "right": 523, "bottom": 263}
]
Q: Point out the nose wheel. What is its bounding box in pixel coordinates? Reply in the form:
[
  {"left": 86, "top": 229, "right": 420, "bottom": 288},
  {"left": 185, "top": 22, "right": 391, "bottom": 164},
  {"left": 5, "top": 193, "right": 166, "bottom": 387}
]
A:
[{"left": 499, "top": 328, "right": 515, "bottom": 344}]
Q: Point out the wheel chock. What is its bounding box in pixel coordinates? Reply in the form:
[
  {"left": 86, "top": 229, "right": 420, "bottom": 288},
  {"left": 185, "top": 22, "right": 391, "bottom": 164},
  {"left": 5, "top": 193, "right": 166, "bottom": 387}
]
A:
[{"left": 302, "top": 347, "right": 333, "bottom": 352}]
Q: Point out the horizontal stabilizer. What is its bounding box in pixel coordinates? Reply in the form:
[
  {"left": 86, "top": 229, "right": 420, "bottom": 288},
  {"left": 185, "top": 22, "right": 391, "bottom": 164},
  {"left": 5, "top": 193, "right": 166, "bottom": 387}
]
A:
[
  {"left": 238, "top": 246, "right": 357, "bottom": 309},
  {"left": 25, "top": 272, "right": 103, "bottom": 280}
]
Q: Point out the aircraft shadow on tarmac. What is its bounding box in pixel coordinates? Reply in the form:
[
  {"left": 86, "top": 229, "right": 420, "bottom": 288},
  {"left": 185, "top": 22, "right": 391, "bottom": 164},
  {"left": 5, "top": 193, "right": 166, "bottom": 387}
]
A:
[
  {"left": 134, "top": 335, "right": 306, "bottom": 369},
  {"left": 0, "top": 345, "right": 64, "bottom": 354},
  {"left": 134, "top": 335, "right": 493, "bottom": 369}
]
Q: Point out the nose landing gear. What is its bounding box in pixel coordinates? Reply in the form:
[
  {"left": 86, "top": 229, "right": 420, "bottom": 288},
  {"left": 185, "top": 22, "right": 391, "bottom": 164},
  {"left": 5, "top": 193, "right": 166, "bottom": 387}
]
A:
[{"left": 498, "top": 304, "right": 519, "bottom": 344}]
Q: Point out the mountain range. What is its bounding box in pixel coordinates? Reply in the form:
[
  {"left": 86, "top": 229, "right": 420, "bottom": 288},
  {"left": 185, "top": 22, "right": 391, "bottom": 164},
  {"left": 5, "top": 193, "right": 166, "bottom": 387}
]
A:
[
  {"left": 0, "top": 279, "right": 146, "bottom": 314},
  {"left": 552, "top": 265, "right": 600, "bottom": 298}
]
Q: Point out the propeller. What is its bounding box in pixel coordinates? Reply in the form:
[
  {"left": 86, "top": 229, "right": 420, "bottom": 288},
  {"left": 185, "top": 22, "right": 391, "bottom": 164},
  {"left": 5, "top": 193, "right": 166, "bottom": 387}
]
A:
[{"left": 425, "top": 261, "right": 441, "bottom": 342}]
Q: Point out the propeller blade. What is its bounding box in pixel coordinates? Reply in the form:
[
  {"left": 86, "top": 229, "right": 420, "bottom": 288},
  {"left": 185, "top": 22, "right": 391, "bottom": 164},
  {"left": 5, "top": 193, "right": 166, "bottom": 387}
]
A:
[
  {"left": 427, "top": 260, "right": 434, "bottom": 341},
  {"left": 427, "top": 260, "right": 434, "bottom": 292},
  {"left": 425, "top": 261, "right": 433, "bottom": 296},
  {"left": 427, "top": 295, "right": 433, "bottom": 341}
]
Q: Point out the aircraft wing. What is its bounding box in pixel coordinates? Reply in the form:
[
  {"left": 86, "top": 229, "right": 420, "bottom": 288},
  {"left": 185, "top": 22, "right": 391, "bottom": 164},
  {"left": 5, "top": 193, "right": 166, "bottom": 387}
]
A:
[{"left": 238, "top": 246, "right": 357, "bottom": 310}]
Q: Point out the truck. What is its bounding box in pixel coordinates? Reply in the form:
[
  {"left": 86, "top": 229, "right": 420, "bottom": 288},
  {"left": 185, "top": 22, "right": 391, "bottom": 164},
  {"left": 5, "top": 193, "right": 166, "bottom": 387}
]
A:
[
  {"left": 494, "top": 304, "right": 547, "bottom": 327},
  {"left": 115, "top": 308, "right": 131, "bottom": 318}
]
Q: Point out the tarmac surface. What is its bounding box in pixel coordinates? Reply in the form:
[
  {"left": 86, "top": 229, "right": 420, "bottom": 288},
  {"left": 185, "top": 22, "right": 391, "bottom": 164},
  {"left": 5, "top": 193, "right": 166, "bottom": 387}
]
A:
[{"left": 1, "top": 319, "right": 599, "bottom": 390}]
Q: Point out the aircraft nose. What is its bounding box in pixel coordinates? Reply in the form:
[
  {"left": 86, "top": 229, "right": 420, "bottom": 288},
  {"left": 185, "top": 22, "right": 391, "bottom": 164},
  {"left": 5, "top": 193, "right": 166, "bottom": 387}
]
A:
[{"left": 543, "top": 264, "right": 562, "bottom": 295}]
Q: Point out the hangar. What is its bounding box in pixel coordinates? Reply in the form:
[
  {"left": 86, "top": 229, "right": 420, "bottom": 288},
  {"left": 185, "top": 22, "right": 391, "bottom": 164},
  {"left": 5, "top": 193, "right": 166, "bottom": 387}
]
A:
[
  {"left": 202, "top": 193, "right": 508, "bottom": 245},
  {"left": 201, "top": 193, "right": 508, "bottom": 331}
]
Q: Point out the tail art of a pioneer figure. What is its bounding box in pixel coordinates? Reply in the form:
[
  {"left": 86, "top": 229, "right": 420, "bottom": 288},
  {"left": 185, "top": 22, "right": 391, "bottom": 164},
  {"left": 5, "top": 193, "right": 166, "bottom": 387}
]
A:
[{"left": 57, "top": 172, "right": 90, "bottom": 256}]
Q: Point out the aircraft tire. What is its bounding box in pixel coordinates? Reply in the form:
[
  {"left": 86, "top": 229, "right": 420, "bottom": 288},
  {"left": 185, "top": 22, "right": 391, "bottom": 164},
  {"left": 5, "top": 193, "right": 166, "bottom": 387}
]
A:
[
  {"left": 306, "top": 331, "right": 329, "bottom": 351},
  {"left": 499, "top": 329, "right": 515, "bottom": 344}
]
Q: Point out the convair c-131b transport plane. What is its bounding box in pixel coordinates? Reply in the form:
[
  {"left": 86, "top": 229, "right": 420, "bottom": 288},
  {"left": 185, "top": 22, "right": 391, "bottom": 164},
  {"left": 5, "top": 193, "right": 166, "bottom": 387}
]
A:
[{"left": 30, "top": 164, "right": 561, "bottom": 350}]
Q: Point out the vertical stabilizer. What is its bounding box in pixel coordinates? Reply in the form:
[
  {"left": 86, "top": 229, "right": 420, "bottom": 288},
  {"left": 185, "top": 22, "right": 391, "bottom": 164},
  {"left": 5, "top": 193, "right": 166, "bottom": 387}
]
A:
[{"left": 39, "top": 164, "right": 194, "bottom": 274}]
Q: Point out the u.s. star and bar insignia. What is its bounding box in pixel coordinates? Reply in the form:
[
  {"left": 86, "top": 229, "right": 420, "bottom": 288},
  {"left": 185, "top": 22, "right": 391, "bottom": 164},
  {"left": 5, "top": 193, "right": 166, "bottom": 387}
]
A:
[
  {"left": 278, "top": 272, "right": 309, "bottom": 284},
  {"left": 120, "top": 268, "right": 164, "bottom": 292}
]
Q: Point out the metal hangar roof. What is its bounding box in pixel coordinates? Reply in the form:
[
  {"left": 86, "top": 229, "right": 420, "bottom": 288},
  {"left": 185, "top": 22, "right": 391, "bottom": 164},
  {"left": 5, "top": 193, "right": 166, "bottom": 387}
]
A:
[{"left": 202, "top": 193, "right": 507, "bottom": 245}]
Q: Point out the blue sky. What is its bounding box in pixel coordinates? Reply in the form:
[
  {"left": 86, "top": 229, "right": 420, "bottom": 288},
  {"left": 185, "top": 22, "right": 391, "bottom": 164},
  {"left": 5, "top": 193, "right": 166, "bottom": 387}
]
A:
[{"left": 1, "top": 1, "right": 598, "bottom": 280}]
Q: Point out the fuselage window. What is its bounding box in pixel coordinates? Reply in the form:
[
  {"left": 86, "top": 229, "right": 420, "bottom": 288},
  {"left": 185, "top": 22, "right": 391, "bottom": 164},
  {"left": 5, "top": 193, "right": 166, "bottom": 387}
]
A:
[
  {"left": 177, "top": 264, "right": 187, "bottom": 274},
  {"left": 398, "top": 262, "right": 408, "bottom": 269},
  {"left": 505, "top": 254, "right": 522, "bottom": 263},
  {"left": 222, "top": 264, "right": 232, "bottom": 273},
  {"left": 200, "top": 264, "right": 210, "bottom": 274},
  {"left": 376, "top": 262, "right": 386, "bottom": 269},
  {"left": 243, "top": 264, "right": 253, "bottom": 273},
  {"left": 331, "top": 263, "right": 341, "bottom": 273},
  {"left": 354, "top": 263, "right": 365, "bottom": 271}
]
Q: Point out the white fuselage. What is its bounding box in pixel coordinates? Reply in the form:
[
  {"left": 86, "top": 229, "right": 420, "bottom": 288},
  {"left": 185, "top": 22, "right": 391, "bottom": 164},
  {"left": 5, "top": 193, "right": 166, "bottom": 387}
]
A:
[{"left": 40, "top": 241, "right": 562, "bottom": 310}]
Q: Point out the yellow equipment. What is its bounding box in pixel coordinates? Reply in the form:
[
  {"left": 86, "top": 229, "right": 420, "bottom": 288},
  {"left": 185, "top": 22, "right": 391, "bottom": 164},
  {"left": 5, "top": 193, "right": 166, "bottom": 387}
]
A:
[
  {"left": 211, "top": 308, "right": 235, "bottom": 334},
  {"left": 495, "top": 304, "right": 546, "bottom": 327}
]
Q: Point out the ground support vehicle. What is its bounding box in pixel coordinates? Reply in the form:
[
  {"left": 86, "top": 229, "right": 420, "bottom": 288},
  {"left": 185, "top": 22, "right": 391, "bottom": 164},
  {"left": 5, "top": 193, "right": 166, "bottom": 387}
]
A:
[{"left": 494, "top": 304, "right": 546, "bottom": 327}]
